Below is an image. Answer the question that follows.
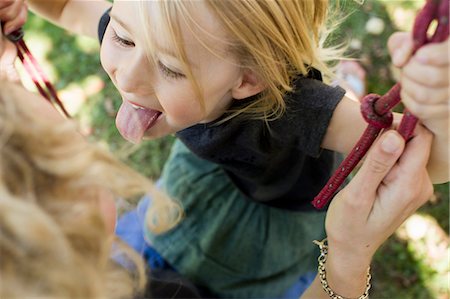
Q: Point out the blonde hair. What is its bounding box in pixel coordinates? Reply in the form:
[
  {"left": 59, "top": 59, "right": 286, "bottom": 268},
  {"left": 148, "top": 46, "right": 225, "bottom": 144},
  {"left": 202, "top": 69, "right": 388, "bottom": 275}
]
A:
[
  {"left": 138, "top": 0, "right": 342, "bottom": 121},
  {"left": 0, "top": 82, "right": 182, "bottom": 298}
]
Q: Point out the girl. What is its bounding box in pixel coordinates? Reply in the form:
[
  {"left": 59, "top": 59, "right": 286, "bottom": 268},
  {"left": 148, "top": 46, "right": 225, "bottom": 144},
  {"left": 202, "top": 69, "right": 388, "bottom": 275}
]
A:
[
  {"left": 0, "top": 80, "right": 435, "bottom": 299},
  {"left": 2, "top": 0, "right": 448, "bottom": 297},
  {"left": 0, "top": 80, "right": 190, "bottom": 298}
]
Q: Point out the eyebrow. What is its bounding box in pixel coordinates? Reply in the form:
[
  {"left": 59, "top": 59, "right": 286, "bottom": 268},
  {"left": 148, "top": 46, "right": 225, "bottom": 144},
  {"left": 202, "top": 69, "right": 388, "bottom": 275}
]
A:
[
  {"left": 110, "top": 13, "right": 173, "bottom": 54},
  {"left": 110, "top": 13, "right": 196, "bottom": 69},
  {"left": 110, "top": 13, "right": 131, "bottom": 33}
]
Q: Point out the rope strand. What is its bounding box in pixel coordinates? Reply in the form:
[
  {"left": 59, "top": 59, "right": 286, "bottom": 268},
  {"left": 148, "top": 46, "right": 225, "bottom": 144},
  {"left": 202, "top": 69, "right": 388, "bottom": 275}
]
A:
[{"left": 6, "top": 28, "right": 70, "bottom": 118}]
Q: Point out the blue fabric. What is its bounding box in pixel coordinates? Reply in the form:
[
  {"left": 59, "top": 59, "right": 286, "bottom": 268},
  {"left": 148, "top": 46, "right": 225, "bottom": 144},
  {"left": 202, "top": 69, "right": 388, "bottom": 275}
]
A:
[
  {"left": 281, "top": 271, "right": 316, "bottom": 298},
  {"left": 115, "top": 196, "right": 172, "bottom": 270}
]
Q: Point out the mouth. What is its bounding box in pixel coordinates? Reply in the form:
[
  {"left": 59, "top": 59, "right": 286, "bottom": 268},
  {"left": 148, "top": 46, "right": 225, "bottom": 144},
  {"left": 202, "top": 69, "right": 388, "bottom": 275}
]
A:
[
  {"left": 128, "top": 100, "right": 150, "bottom": 110},
  {"left": 115, "top": 99, "right": 162, "bottom": 144}
]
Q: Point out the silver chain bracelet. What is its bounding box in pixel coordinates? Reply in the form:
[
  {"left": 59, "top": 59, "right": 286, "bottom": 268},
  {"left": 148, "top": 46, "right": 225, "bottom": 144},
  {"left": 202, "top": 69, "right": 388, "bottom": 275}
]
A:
[{"left": 313, "top": 238, "right": 372, "bottom": 299}]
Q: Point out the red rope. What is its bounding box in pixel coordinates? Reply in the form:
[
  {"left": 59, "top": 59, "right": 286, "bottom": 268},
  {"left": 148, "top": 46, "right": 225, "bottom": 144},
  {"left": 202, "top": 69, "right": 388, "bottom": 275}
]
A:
[
  {"left": 6, "top": 29, "right": 70, "bottom": 118},
  {"left": 312, "top": 0, "right": 449, "bottom": 209}
]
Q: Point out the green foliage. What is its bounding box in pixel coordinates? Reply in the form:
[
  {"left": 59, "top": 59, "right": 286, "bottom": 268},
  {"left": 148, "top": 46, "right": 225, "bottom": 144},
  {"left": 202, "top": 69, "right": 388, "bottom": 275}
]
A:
[
  {"left": 335, "top": 0, "right": 399, "bottom": 94},
  {"left": 373, "top": 238, "right": 436, "bottom": 299}
]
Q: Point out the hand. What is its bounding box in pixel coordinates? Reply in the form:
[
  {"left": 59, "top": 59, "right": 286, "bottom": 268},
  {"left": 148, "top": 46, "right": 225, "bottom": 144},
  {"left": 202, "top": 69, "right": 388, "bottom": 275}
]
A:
[
  {"left": 0, "top": 29, "right": 19, "bottom": 82},
  {"left": 389, "top": 32, "right": 449, "bottom": 183},
  {"left": 388, "top": 32, "right": 449, "bottom": 122},
  {"left": 0, "top": 0, "right": 27, "bottom": 35},
  {"left": 324, "top": 126, "right": 433, "bottom": 297}
]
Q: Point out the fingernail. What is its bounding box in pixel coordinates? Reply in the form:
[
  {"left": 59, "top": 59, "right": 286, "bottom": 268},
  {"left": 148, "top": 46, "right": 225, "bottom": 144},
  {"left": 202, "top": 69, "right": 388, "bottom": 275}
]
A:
[{"left": 381, "top": 132, "right": 402, "bottom": 154}]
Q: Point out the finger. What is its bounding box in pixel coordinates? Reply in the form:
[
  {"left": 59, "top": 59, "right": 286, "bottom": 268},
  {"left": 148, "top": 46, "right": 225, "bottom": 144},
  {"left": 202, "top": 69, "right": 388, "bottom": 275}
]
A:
[
  {"left": 0, "top": 0, "right": 14, "bottom": 10},
  {"left": 383, "top": 125, "right": 432, "bottom": 185},
  {"left": 414, "top": 38, "right": 450, "bottom": 66},
  {"left": 349, "top": 130, "right": 405, "bottom": 198},
  {"left": 0, "top": 0, "right": 21, "bottom": 22},
  {"left": 401, "top": 74, "right": 449, "bottom": 104},
  {"left": 402, "top": 61, "right": 449, "bottom": 89},
  {"left": 388, "top": 32, "right": 414, "bottom": 67},
  {"left": 2, "top": 6, "right": 27, "bottom": 35},
  {"left": 395, "top": 124, "right": 433, "bottom": 171},
  {"left": 401, "top": 91, "right": 449, "bottom": 120},
  {"left": 382, "top": 125, "right": 434, "bottom": 208}
]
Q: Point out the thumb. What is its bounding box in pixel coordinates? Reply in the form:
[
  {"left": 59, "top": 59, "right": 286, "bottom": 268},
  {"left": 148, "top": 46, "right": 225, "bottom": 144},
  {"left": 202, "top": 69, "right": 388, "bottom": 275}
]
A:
[
  {"left": 388, "top": 32, "right": 414, "bottom": 67},
  {"left": 351, "top": 130, "right": 405, "bottom": 195}
]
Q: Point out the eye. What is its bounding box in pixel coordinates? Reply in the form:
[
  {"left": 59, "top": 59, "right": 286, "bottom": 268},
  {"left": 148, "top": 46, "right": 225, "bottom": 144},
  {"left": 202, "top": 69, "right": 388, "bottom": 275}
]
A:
[
  {"left": 111, "top": 29, "right": 135, "bottom": 47},
  {"left": 158, "top": 61, "right": 185, "bottom": 79}
]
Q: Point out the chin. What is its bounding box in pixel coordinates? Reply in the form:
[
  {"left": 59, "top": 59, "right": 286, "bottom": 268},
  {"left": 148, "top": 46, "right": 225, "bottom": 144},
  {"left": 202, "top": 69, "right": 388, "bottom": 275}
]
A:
[{"left": 143, "top": 129, "right": 174, "bottom": 140}]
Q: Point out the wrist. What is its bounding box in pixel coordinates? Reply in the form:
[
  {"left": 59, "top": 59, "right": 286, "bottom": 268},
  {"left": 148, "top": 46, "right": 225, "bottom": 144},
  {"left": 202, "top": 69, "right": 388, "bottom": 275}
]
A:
[
  {"left": 327, "top": 241, "right": 373, "bottom": 272},
  {"left": 326, "top": 235, "right": 375, "bottom": 265},
  {"left": 314, "top": 239, "right": 372, "bottom": 299},
  {"left": 326, "top": 250, "right": 371, "bottom": 298}
]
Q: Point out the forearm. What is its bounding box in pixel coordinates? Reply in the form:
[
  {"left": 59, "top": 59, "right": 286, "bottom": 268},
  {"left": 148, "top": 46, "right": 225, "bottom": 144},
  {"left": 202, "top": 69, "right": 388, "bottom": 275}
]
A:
[
  {"left": 28, "top": 0, "right": 111, "bottom": 38},
  {"left": 321, "top": 96, "right": 367, "bottom": 155},
  {"left": 27, "top": 0, "right": 69, "bottom": 24}
]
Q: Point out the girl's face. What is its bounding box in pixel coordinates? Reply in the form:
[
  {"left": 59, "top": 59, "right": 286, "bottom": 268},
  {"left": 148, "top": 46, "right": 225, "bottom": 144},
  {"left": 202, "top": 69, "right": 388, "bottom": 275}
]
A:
[{"left": 100, "top": 1, "right": 243, "bottom": 143}]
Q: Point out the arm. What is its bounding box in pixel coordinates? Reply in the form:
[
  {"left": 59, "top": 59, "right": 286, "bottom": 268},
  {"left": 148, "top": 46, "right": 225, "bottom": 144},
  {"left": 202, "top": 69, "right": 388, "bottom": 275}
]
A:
[
  {"left": 303, "top": 125, "right": 433, "bottom": 298},
  {"left": 28, "top": 0, "right": 111, "bottom": 38},
  {"left": 321, "top": 96, "right": 405, "bottom": 155}
]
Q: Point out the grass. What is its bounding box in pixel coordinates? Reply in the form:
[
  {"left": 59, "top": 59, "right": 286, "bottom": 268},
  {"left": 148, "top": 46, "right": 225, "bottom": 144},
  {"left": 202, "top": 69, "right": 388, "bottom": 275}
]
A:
[{"left": 21, "top": 1, "right": 449, "bottom": 298}]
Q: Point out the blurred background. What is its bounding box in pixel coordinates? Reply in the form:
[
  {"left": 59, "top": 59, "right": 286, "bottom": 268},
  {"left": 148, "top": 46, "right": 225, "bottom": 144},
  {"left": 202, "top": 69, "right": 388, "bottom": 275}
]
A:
[{"left": 19, "top": 0, "right": 449, "bottom": 298}]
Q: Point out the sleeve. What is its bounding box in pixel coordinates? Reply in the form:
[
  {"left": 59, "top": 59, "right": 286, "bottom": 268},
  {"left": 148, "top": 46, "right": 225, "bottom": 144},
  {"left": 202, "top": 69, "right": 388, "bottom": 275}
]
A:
[{"left": 275, "top": 78, "right": 346, "bottom": 157}]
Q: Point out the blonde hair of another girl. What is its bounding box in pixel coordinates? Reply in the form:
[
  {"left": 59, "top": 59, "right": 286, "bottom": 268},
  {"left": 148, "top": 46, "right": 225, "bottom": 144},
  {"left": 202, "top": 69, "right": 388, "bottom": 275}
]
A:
[
  {"left": 138, "top": 0, "right": 342, "bottom": 121},
  {"left": 0, "top": 82, "right": 182, "bottom": 298}
]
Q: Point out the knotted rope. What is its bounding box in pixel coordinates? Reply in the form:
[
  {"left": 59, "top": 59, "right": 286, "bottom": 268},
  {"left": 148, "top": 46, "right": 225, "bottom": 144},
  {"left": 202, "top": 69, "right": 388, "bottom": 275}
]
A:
[
  {"left": 5, "top": 28, "right": 70, "bottom": 118},
  {"left": 312, "top": 0, "right": 449, "bottom": 209}
]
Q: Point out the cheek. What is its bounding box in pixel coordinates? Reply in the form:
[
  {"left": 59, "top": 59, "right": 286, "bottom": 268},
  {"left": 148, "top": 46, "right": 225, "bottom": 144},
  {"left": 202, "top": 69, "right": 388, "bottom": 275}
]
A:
[
  {"left": 157, "top": 84, "right": 206, "bottom": 125},
  {"left": 100, "top": 37, "right": 116, "bottom": 78},
  {"left": 98, "top": 190, "right": 117, "bottom": 235},
  {"left": 79, "top": 187, "right": 117, "bottom": 235}
]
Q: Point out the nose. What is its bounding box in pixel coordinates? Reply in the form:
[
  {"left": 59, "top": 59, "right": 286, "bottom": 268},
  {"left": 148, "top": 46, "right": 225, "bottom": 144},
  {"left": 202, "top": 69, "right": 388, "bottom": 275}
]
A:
[{"left": 115, "top": 50, "right": 154, "bottom": 95}]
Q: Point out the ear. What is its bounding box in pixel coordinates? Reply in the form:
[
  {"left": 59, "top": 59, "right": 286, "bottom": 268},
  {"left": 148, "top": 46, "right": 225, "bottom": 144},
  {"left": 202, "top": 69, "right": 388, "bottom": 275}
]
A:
[{"left": 231, "top": 69, "right": 266, "bottom": 100}]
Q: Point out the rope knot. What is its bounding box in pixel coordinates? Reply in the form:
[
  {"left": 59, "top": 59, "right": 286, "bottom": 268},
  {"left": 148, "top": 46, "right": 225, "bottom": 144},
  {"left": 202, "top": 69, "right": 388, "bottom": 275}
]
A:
[
  {"left": 6, "top": 28, "right": 24, "bottom": 43},
  {"left": 361, "top": 94, "right": 393, "bottom": 129}
]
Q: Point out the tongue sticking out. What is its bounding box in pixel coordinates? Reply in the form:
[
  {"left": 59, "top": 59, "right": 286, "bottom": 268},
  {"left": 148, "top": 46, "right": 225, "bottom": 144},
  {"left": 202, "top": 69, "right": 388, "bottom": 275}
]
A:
[{"left": 116, "top": 101, "right": 161, "bottom": 144}]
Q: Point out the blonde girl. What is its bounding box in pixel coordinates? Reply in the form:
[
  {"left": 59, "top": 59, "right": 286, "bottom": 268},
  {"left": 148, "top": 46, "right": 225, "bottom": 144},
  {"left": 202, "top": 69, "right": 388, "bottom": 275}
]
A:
[{"left": 0, "top": 81, "right": 183, "bottom": 298}]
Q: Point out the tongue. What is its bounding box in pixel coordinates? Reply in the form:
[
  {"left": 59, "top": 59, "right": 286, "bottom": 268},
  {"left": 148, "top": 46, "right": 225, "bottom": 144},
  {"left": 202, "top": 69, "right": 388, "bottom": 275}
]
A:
[{"left": 116, "top": 101, "right": 161, "bottom": 144}]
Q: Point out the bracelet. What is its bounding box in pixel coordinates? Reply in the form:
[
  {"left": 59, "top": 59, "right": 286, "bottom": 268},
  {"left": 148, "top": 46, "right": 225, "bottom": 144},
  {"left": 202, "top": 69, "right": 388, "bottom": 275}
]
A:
[{"left": 313, "top": 238, "right": 372, "bottom": 299}]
